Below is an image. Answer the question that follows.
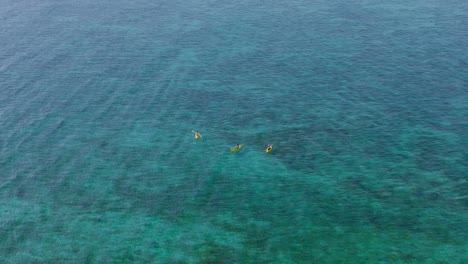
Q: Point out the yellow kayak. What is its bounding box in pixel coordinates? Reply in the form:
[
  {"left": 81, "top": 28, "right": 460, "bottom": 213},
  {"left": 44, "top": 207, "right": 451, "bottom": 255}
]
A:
[
  {"left": 265, "top": 144, "right": 273, "bottom": 153},
  {"left": 192, "top": 130, "right": 202, "bottom": 139},
  {"left": 231, "top": 144, "right": 243, "bottom": 152}
]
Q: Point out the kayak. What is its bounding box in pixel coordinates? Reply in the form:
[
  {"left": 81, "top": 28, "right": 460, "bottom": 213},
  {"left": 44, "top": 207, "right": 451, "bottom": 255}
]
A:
[
  {"left": 231, "top": 144, "right": 243, "bottom": 152},
  {"left": 192, "top": 130, "right": 202, "bottom": 139}
]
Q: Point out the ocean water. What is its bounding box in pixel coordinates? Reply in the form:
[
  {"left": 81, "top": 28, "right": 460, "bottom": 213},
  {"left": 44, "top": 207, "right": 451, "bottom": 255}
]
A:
[{"left": 1, "top": 0, "right": 467, "bottom": 263}]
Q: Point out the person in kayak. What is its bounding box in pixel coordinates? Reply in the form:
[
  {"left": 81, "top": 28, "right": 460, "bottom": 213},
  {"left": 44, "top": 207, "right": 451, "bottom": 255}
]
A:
[
  {"left": 231, "top": 144, "right": 242, "bottom": 152},
  {"left": 265, "top": 144, "right": 273, "bottom": 153},
  {"left": 192, "top": 130, "right": 202, "bottom": 139}
]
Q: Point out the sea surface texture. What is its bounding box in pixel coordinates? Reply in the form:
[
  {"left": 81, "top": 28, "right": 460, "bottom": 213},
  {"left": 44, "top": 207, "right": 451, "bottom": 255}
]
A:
[{"left": 1, "top": 0, "right": 467, "bottom": 263}]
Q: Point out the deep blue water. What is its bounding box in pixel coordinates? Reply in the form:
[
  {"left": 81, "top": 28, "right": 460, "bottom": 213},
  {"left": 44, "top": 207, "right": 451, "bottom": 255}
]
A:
[{"left": 1, "top": 0, "right": 467, "bottom": 263}]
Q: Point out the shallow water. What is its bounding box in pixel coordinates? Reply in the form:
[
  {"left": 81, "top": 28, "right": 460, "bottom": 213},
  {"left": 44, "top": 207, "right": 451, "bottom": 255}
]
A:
[{"left": 1, "top": 0, "right": 467, "bottom": 263}]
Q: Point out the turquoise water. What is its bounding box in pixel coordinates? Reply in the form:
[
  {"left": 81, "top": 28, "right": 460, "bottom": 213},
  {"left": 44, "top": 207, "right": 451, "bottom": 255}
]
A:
[{"left": 1, "top": 0, "right": 467, "bottom": 263}]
